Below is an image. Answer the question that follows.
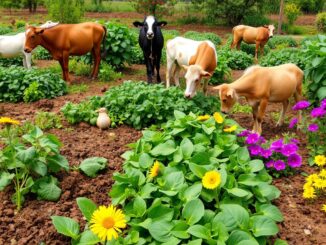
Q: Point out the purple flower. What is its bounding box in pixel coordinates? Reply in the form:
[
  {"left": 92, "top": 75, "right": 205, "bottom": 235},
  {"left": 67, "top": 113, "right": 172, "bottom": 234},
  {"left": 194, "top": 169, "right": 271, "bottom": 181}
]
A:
[
  {"left": 270, "top": 139, "right": 283, "bottom": 152},
  {"left": 281, "top": 143, "right": 298, "bottom": 156},
  {"left": 258, "top": 136, "right": 266, "bottom": 144},
  {"left": 288, "top": 153, "right": 302, "bottom": 168},
  {"left": 311, "top": 107, "right": 326, "bottom": 118},
  {"left": 321, "top": 99, "right": 326, "bottom": 109},
  {"left": 290, "top": 138, "right": 300, "bottom": 144},
  {"left": 261, "top": 148, "right": 273, "bottom": 158},
  {"left": 274, "top": 160, "right": 286, "bottom": 171},
  {"left": 237, "top": 130, "right": 250, "bottom": 137},
  {"left": 292, "top": 100, "right": 310, "bottom": 111},
  {"left": 265, "top": 160, "right": 275, "bottom": 168},
  {"left": 248, "top": 145, "right": 262, "bottom": 156},
  {"left": 245, "top": 133, "right": 260, "bottom": 145},
  {"left": 289, "top": 118, "right": 298, "bottom": 129},
  {"left": 308, "top": 123, "right": 319, "bottom": 132}
]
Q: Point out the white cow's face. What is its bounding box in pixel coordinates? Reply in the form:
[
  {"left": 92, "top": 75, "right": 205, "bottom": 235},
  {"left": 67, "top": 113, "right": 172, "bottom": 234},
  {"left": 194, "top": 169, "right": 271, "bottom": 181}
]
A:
[
  {"left": 145, "top": 16, "right": 155, "bottom": 40},
  {"left": 183, "top": 65, "right": 211, "bottom": 98},
  {"left": 268, "top": 25, "right": 275, "bottom": 37}
]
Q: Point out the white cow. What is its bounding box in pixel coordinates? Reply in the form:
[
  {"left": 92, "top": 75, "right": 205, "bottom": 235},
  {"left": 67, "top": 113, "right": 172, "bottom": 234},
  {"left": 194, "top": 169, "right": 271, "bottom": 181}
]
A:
[
  {"left": 166, "top": 37, "right": 217, "bottom": 98},
  {"left": 0, "top": 21, "right": 58, "bottom": 69}
]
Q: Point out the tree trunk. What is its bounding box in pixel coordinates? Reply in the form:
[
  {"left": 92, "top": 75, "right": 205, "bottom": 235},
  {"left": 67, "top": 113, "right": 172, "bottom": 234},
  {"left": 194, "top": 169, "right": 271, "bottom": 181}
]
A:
[{"left": 277, "top": 0, "right": 284, "bottom": 34}]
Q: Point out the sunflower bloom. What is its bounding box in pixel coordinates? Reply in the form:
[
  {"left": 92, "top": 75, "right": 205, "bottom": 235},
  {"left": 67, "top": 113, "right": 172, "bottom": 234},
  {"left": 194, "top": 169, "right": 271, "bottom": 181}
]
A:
[
  {"left": 322, "top": 204, "right": 326, "bottom": 213},
  {"left": 0, "top": 117, "right": 20, "bottom": 125},
  {"left": 149, "top": 161, "right": 160, "bottom": 178},
  {"left": 223, "top": 125, "right": 237, "bottom": 133},
  {"left": 314, "top": 155, "right": 326, "bottom": 167},
  {"left": 197, "top": 115, "right": 210, "bottom": 121},
  {"left": 213, "top": 112, "right": 224, "bottom": 124},
  {"left": 202, "top": 170, "right": 221, "bottom": 189},
  {"left": 319, "top": 169, "right": 326, "bottom": 178},
  {"left": 90, "top": 205, "right": 126, "bottom": 241},
  {"left": 303, "top": 187, "right": 316, "bottom": 199}
]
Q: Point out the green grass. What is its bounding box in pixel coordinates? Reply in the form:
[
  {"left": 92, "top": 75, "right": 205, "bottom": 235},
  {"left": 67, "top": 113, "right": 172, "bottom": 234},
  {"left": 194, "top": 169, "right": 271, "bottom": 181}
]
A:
[
  {"left": 84, "top": 0, "right": 135, "bottom": 12},
  {"left": 68, "top": 84, "right": 89, "bottom": 94},
  {"left": 231, "top": 103, "right": 252, "bottom": 114}
]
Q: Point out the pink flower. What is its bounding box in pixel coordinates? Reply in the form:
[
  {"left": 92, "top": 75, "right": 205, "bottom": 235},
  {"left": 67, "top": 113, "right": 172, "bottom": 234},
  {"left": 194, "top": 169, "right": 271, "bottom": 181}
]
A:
[
  {"left": 308, "top": 123, "right": 319, "bottom": 132},
  {"left": 288, "top": 153, "right": 302, "bottom": 168},
  {"left": 248, "top": 145, "right": 262, "bottom": 156},
  {"left": 311, "top": 107, "right": 326, "bottom": 118},
  {"left": 245, "top": 133, "right": 260, "bottom": 145},
  {"left": 292, "top": 100, "right": 310, "bottom": 111},
  {"left": 281, "top": 143, "right": 298, "bottom": 156},
  {"left": 289, "top": 118, "right": 298, "bottom": 129},
  {"left": 265, "top": 160, "right": 275, "bottom": 168},
  {"left": 274, "top": 160, "right": 286, "bottom": 171},
  {"left": 261, "top": 149, "right": 273, "bottom": 158}
]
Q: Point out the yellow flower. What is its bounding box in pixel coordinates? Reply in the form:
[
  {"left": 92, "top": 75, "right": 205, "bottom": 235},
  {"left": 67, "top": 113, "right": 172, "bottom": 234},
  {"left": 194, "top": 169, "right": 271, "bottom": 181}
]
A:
[
  {"left": 149, "top": 161, "right": 160, "bottom": 178},
  {"left": 313, "top": 178, "right": 324, "bottom": 189},
  {"left": 303, "top": 187, "right": 316, "bottom": 199},
  {"left": 223, "top": 125, "right": 237, "bottom": 133},
  {"left": 202, "top": 170, "right": 221, "bottom": 189},
  {"left": 319, "top": 169, "right": 326, "bottom": 178},
  {"left": 321, "top": 179, "right": 326, "bottom": 189},
  {"left": 306, "top": 174, "right": 319, "bottom": 183},
  {"left": 213, "top": 112, "right": 224, "bottom": 124},
  {"left": 0, "top": 117, "right": 20, "bottom": 125},
  {"left": 322, "top": 204, "right": 326, "bottom": 213},
  {"left": 90, "top": 205, "right": 126, "bottom": 241},
  {"left": 314, "top": 155, "right": 326, "bottom": 167},
  {"left": 303, "top": 182, "right": 313, "bottom": 190},
  {"left": 197, "top": 115, "right": 210, "bottom": 121}
]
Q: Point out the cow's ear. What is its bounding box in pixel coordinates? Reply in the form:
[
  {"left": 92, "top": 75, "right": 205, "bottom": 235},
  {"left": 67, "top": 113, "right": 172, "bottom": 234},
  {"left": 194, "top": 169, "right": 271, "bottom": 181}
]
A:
[
  {"left": 227, "top": 88, "right": 237, "bottom": 100},
  {"left": 157, "top": 21, "right": 167, "bottom": 27},
  {"left": 182, "top": 65, "right": 189, "bottom": 70},
  {"left": 200, "top": 70, "right": 212, "bottom": 77},
  {"left": 133, "top": 21, "right": 143, "bottom": 27},
  {"left": 36, "top": 29, "right": 45, "bottom": 35}
]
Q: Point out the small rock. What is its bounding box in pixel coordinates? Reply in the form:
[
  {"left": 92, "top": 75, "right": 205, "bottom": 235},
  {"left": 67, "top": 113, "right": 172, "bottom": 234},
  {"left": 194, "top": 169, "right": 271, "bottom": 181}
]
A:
[
  {"left": 101, "top": 87, "right": 107, "bottom": 93},
  {"left": 4, "top": 208, "right": 14, "bottom": 217},
  {"left": 304, "top": 228, "right": 312, "bottom": 235},
  {"left": 9, "top": 224, "right": 15, "bottom": 232},
  {"left": 10, "top": 238, "right": 17, "bottom": 245}
]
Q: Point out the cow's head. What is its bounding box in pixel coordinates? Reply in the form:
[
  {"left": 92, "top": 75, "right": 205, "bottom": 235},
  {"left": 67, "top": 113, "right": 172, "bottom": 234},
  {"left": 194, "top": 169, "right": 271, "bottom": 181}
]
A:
[
  {"left": 133, "top": 16, "right": 167, "bottom": 40},
  {"left": 213, "top": 84, "right": 238, "bottom": 113},
  {"left": 183, "top": 65, "right": 212, "bottom": 98},
  {"left": 24, "top": 25, "right": 45, "bottom": 53},
  {"left": 264, "top": 24, "right": 275, "bottom": 38}
]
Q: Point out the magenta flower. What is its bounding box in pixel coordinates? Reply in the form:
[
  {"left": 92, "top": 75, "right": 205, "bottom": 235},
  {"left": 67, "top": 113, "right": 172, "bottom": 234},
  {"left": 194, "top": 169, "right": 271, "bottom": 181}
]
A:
[
  {"left": 281, "top": 143, "right": 298, "bottom": 156},
  {"left": 270, "top": 139, "right": 283, "bottom": 152},
  {"left": 248, "top": 145, "right": 262, "bottom": 156},
  {"left": 237, "top": 130, "right": 250, "bottom": 137},
  {"left": 308, "top": 123, "right": 319, "bottom": 132},
  {"left": 292, "top": 100, "right": 310, "bottom": 111},
  {"left": 311, "top": 107, "right": 326, "bottom": 118},
  {"left": 258, "top": 136, "right": 266, "bottom": 144},
  {"left": 321, "top": 99, "right": 326, "bottom": 109},
  {"left": 274, "top": 160, "right": 286, "bottom": 171},
  {"left": 289, "top": 118, "right": 298, "bottom": 129},
  {"left": 245, "top": 133, "right": 260, "bottom": 144},
  {"left": 288, "top": 153, "right": 302, "bottom": 168},
  {"left": 290, "top": 138, "right": 300, "bottom": 144},
  {"left": 265, "top": 160, "right": 275, "bottom": 168},
  {"left": 261, "top": 148, "right": 273, "bottom": 158}
]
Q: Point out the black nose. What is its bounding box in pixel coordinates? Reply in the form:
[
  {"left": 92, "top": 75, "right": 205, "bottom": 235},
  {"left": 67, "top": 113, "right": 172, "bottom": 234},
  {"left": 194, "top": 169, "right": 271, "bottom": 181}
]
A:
[{"left": 24, "top": 48, "right": 30, "bottom": 53}]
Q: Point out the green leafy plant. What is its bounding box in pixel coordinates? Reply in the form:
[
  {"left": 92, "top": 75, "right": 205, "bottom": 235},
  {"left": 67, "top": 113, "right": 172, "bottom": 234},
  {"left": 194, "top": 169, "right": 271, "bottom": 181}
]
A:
[
  {"left": 184, "top": 31, "right": 222, "bottom": 46},
  {"left": 61, "top": 81, "right": 220, "bottom": 129},
  {"left": 0, "top": 67, "right": 67, "bottom": 102},
  {"left": 284, "top": 3, "right": 301, "bottom": 25},
  {"left": 107, "top": 111, "right": 283, "bottom": 244},
  {"left": 98, "top": 63, "right": 122, "bottom": 82},
  {"left": 34, "top": 111, "right": 63, "bottom": 130},
  {"left": 209, "top": 55, "right": 231, "bottom": 85},
  {"left": 78, "top": 157, "right": 107, "bottom": 177},
  {"left": 218, "top": 48, "right": 253, "bottom": 70},
  {"left": 303, "top": 35, "right": 326, "bottom": 103},
  {"left": 69, "top": 59, "right": 92, "bottom": 76},
  {"left": 243, "top": 11, "right": 270, "bottom": 26},
  {"left": 0, "top": 121, "right": 69, "bottom": 210},
  {"left": 0, "top": 56, "right": 23, "bottom": 67},
  {"left": 33, "top": 46, "right": 52, "bottom": 60},
  {"left": 68, "top": 84, "right": 89, "bottom": 94},
  {"left": 267, "top": 35, "right": 298, "bottom": 49},
  {"left": 46, "top": 0, "right": 84, "bottom": 23},
  {"left": 316, "top": 12, "right": 326, "bottom": 33},
  {"left": 0, "top": 25, "right": 13, "bottom": 35}
]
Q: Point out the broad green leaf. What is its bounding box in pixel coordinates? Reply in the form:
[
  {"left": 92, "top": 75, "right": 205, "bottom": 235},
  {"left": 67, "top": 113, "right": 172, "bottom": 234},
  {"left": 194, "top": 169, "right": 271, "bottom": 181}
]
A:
[
  {"left": 16, "top": 146, "right": 36, "bottom": 163},
  {"left": 78, "top": 230, "right": 100, "bottom": 245},
  {"left": 237, "top": 147, "right": 250, "bottom": 164},
  {"left": 189, "top": 162, "right": 211, "bottom": 178},
  {"left": 187, "top": 225, "right": 211, "bottom": 240},
  {"left": 227, "top": 188, "right": 250, "bottom": 198},
  {"left": 150, "top": 140, "right": 177, "bottom": 156},
  {"left": 139, "top": 153, "right": 153, "bottom": 169},
  {"left": 34, "top": 176, "right": 61, "bottom": 201},
  {"left": 258, "top": 204, "right": 283, "bottom": 222},
  {"left": 213, "top": 204, "right": 249, "bottom": 231},
  {"left": 163, "top": 171, "right": 185, "bottom": 191},
  {"left": 171, "top": 220, "right": 190, "bottom": 239},
  {"left": 173, "top": 147, "right": 183, "bottom": 163},
  {"left": 47, "top": 154, "right": 69, "bottom": 172},
  {"left": 248, "top": 160, "right": 264, "bottom": 173},
  {"left": 30, "top": 161, "right": 47, "bottom": 176},
  {"left": 76, "top": 197, "right": 97, "bottom": 222},
  {"left": 182, "top": 199, "right": 205, "bottom": 225},
  {"left": 227, "top": 230, "right": 258, "bottom": 245},
  {"left": 274, "top": 239, "right": 289, "bottom": 245},
  {"left": 140, "top": 183, "right": 157, "bottom": 199},
  {"left": 133, "top": 196, "right": 147, "bottom": 217},
  {"left": 148, "top": 221, "right": 173, "bottom": 242},
  {"left": 0, "top": 172, "right": 14, "bottom": 191},
  {"left": 148, "top": 205, "right": 174, "bottom": 221},
  {"left": 187, "top": 239, "right": 202, "bottom": 245},
  {"left": 181, "top": 138, "right": 194, "bottom": 159},
  {"left": 51, "top": 216, "right": 80, "bottom": 240},
  {"left": 182, "top": 182, "right": 202, "bottom": 202},
  {"left": 250, "top": 216, "right": 279, "bottom": 237},
  {"left": 78, "top": 157, "right": 107, "bottom": 177},
  {"left": 174, "top": 110, "right": 186, "bottom": 119}
]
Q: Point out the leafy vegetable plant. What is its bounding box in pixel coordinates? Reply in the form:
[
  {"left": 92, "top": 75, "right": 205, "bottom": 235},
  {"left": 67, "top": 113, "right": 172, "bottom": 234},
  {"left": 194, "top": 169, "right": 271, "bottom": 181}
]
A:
[{"left": 79, "top": 157, "right": 107, "bottom": 177}]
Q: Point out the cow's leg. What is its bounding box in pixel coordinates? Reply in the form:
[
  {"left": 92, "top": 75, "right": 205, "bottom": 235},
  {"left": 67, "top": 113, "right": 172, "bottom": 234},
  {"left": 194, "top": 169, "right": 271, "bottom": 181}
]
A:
[
  {"left": 277, "top": 100, "right": 289, "bottom": 126},
  {"left": 62, "top": 52, "right": 70, "bottom": 82},
  {"left": 236, "top": 39, "right": 241, "bottom": 50},
  {"left": 251, "top": 102, "right": 259, "bottom": 133},
  {"left": 91, "top": 46, "right": 101, "bottom": 79},
  {"left": 166, "top": 57, "right": 174, "bottom": 87},
  {"left": 144, "top": 55, "right": 153, "bottom": 83},
  {"left": 25, "top": 52, "right": 32, "bottom": 69},
  {"left": 254, "top": 43, "right": 259, "bottom": 63},
  {"left": 257, "top": 99, "right": 268, "bottom": 134},
  {"left": 203, "top": 78, "right": 208, "bottom": 96},
  {"left": 156, "top": 52, "right": 162, "bottom": 83},
  {"left": 58, "top": 59, "right": 66, "bottom": 81},
  {"left": 22, "top": 55, "right": 27, "bottom": 68},
  {"left": 260, "top": 43, "right": 265, "bottom": 57}
]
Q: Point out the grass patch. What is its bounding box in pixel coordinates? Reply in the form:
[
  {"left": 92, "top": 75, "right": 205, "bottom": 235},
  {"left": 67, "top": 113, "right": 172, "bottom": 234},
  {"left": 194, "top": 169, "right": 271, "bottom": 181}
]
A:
[
  {"left": 68, "top": 84, "right": 89, "bottom": 94},
  {"left": 231, "top": 103, "right": 252, "bottom": 113}
]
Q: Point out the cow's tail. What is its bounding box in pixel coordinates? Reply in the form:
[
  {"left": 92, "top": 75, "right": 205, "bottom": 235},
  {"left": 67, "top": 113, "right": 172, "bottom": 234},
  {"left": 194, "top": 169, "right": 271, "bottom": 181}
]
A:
[{"left": 101, "top": 25, "right": 107, "bottom": 59}]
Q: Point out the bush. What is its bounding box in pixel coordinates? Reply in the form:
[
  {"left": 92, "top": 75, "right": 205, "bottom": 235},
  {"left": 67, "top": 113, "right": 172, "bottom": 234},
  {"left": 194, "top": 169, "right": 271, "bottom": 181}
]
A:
[
  {"left": 132, "top": 0, "right": 175, "bottom": 17},
  {"left": 0, "top": 56, "right": 24, "bottom": 67},
  {"left": 260, "top": 48, "right": 306, "bottom": 70},
  {"left": 285, "top": 3, "right": 301, "bottom": 25},
  {"left": 316, "top": 12, "right": 326, "bottom": 33},
  {"left": 267, "top": 35, "right": 298, "bottom": 49},
  {"left": 0, "top": 25, "right": 13, "bottom": 35},
  {"left": 243, "top": 12, "right": 270, "bottom": 26},
  {"left": 61, "top": 81, "right": 220, "bottom": 129},
  {"left": 98, "top": 62, "right": 122, "bottom": 82},
  {"left": 184, "top": 31, "right": 222, "bottom": 46},
  {"left": 45, "top": 0, "right": 84, "bottom": 23},
  {"left": 209, "top": 55, "right": 231, "bottom": 85},
  {"left": 0, "top": 67, "right": 67, "bottom": 102},
  {"left": 226, "top": 36, "right": 270, "bottom": 56},
  {"left": 33, "top": 46, "right": 52, "bottom": 60},
  {"left": 299, "top": 0, "right": 325, "bottom": 13},
  {"left": 69, "top": 59, "right": 92, "bottom": 76},
  {"left": 218, "top": 48, "right": 254, "bottom": 70}
]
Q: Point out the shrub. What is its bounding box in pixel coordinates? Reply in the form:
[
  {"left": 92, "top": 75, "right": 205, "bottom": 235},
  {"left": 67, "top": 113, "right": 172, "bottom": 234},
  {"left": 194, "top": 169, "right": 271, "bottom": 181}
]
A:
[
  {"left": 303, "top": 35, "right": 326, "bottom": 103},
  {"left": 0, "top": 122, "right": 69, "bottom": 210},
  {"left": 61, "top": 81, "right": 220, "bottom": 129},
  {"left": 285, "top": 3, "right": 301, "bottom": 25},
  {"left": 267, "top": 35, "right": 298, "bottom": 49},
  {"left": 0, "top": 56, "right": 23, "bottom": 67},
  {"left": 260, "top": 48, "right": 306, "bottom": 70},
  {"left": 45, "top": 0, "right": 84, "bottom": 23},
  {"left": 0, "top": 67, "right": 67, "bottom": 102},
  {"left": 243, "top": 12, "right": 270, "bottom": 26},
  {"left": 184, "top": 31, "right": 222, "bottom": 46},
  {"left": 69, "top": 59, "right": 92, "bottom": 76},
  {"left": 33, "top": 46, "right": 52, "bottom": 60},
  {"left": 132, "top": 0, "right": 175, "bottom": 17},
  {"left": 0, "top": 25, "right": 13, "bottom": 35},
  {"left": 98, "top": 63, "right": 122, "bottom": 82},
  {"left": 209, "top": 55, "right": 231, "bottom": 85},
  {"left": 108, "top": 111, "right": 283, "bottom": 244},
  {"left": 299, "top": 0, "right": 325, "bottom": 13},
  {"left": 316, "top": 12, "right": 326, "bottom": 33},
  {"left": 217, "top": 48, "right": 254, "bottom": 70},
  {"left": 34, "top": 111, "right": 63, "bottom": 130}
]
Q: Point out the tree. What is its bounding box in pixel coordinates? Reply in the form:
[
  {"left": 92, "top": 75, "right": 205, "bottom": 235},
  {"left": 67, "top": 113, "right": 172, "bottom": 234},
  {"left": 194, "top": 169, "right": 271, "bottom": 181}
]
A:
[
  {"left": 45, "top": 0, "right": 84, "bottom": 23},
  {"left": 277, "top": 0, "right": 284, "bottom": 34},
  {"left": 132, "top": 0, "right": 175, "bottom": 17}
]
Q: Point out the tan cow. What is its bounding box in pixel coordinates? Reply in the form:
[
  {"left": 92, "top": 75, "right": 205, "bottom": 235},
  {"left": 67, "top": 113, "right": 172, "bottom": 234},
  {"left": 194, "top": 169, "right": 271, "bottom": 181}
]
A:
[
  {"left": 231, "top": 25, "right": 275, "bottom": 61},
  {"left": 213, "top": 64, "right": 303, "bottom": 134},
  {"left": 166, "top": 37, "right": 217, "bottom": 98},
  {"left": 24, "top": 22, "right": 106, "bottom": 82}
]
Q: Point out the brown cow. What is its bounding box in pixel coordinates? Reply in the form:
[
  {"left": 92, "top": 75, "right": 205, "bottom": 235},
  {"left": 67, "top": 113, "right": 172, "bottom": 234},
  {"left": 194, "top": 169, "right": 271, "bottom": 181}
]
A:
[
  {"left": 24, "top": 22, "right": 106, "bottom": 82},
  {"left": 231, "top": 25, "right": 275, "bottom": 61},
  {"left": 213, "top": 64, "right": 303, "bottom": 134}
]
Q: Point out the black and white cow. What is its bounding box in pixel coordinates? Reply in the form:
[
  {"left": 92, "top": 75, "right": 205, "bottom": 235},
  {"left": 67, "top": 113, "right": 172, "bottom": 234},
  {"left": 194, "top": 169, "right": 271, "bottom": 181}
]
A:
[{"left": 133, "top": 16, "right": 167, "bottom": 83}]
